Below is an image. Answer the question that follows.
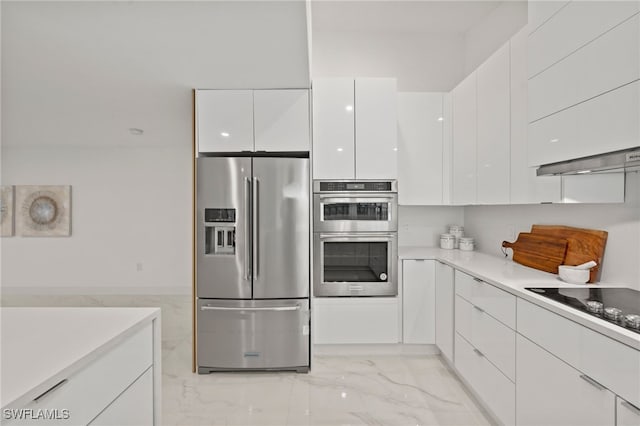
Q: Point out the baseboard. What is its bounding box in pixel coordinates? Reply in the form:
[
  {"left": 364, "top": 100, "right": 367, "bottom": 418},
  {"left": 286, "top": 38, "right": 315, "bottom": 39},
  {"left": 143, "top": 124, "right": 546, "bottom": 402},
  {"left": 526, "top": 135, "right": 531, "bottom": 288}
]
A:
[{"left": 313, "top": 343, "right": 440, "bottom": 356}]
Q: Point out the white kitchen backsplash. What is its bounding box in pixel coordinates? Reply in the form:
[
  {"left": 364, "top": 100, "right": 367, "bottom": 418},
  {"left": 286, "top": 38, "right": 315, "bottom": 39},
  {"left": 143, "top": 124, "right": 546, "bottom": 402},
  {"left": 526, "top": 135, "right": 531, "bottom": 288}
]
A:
[
  {"left": 464, "top": 172, "right": 640, "bottom": 289},
  {"left": 398, "top": 206, "right": 465, "bottom": 247}
]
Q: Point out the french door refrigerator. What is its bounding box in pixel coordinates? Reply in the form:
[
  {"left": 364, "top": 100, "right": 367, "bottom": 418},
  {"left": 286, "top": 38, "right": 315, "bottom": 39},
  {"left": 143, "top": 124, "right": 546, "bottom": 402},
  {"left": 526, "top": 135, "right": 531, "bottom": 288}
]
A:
[{"left": 196, "top": 156, "right": 310, "bottom": 373}]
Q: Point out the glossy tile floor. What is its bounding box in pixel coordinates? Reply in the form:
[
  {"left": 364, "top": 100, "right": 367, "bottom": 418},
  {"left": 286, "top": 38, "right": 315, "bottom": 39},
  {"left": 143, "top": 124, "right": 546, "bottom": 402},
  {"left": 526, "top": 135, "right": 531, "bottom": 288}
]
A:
[{"left": 1, "top": 295, "right": 491, "bottom": 426}]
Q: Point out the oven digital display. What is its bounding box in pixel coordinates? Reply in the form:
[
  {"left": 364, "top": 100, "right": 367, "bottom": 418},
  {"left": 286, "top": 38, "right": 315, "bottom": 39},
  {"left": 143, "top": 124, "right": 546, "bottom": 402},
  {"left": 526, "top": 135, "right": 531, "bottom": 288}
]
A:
[{"left": 346, "top": 183, "right": 365, "bottom": 190}]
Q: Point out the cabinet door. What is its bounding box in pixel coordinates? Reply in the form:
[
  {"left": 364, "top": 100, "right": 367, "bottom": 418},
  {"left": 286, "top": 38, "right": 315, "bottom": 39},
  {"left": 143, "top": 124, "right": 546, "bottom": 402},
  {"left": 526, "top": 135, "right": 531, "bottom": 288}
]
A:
[
  {"left": 355, "top": 78, "right": 398, "bottom": 179},
  {"left": 397, "top": 93, "right": 445, "bottom": 205},
  {"left": 254, "top": 89, "right": 310, "bottom": 152},
  {"left": 312, "top": 79, "right": 355, "bottom": 179},
  {"left": 617, "top": 397, "right": 640, "bottom": 426},
  {"left": 451, "top": 72, "right": 477, "bottom": 205},
  {"left": 509, "top": 26, "right": 561, "bottom": 204},
  {"left": 89, "top": 368, "right": 153, "bottom": 426},
  {"left": 435, "top": 261, "right": 454, "bottom": 361},
  {"left": 196, "top": 90, "right": 254, "bottom": 152},
  {"left": 402, "top": 260, "right": 435, "bottom": 344},
  {"left": 516, "top": 334, "right": 615, "bottom": 426},
  {"left": 476, "top": 42, "right": 510, "bottom": 204}
]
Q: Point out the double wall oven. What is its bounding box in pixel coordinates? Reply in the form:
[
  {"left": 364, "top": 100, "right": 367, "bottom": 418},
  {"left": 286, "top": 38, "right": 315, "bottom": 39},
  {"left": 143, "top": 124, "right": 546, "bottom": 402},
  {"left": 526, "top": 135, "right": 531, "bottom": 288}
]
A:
[{"left": 313, "top": 180, "right": 398, "bottom": 297}]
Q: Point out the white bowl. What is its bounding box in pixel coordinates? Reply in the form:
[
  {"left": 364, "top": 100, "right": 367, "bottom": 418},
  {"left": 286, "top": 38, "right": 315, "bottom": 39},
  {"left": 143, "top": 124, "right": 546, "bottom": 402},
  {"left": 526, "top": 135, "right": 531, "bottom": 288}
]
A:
[{"left": 558, "top": 265, "right": 590, "bottom": 284}]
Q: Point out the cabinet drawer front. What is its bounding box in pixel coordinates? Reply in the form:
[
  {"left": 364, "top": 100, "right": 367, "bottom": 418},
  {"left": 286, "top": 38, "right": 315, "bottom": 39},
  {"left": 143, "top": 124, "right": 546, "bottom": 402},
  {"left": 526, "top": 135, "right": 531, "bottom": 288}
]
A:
[
  {"left": 617, "top": 397, "right": 640, "bottom": 426},
  {"left": 581, "top": 327, "right": 640, "bottom": 408},
  {"left": 454, "top": 295, "right": 472, "bottom": 343},
  {"left": 516, "top": 334, "right": 615, "bottom": 426},
  {"left": 455, "top": 333, "right": 515, "bottom": 425},
  {"left": 89, "top": 367, "right": 153, "bottom": 426},
  {"left": 517, "top": 298, "right": 581, "bottom": 366},
  {"left": 529, "top": 14, "right": 640, "bottom": 122},
  {"left": 13, "top": 324, "right": 153, "bottom": 425},
  {"left": 474, "top": 308, "right": 516, "bottom": 382},
  {"left": 454, "top": 270, "right": 474, "bottom": 301},
  {"left": 529, "top": 1, "right": 639, "bottom": 78},
  {"left": 313, "top": 297, "right": 399, "bottom": 344},
  {"left": 528, "top": 80, "right": 639, "bottom": 166},
  {"left": 471, "top": 279, "right": 516, "bottom": 330}
]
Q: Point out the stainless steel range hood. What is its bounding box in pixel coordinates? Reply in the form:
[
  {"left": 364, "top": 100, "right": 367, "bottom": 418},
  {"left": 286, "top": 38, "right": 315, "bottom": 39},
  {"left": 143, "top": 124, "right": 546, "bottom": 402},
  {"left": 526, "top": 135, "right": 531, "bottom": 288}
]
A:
[{"left": 536, "top": 147, "right": 640, "bottom": 176}]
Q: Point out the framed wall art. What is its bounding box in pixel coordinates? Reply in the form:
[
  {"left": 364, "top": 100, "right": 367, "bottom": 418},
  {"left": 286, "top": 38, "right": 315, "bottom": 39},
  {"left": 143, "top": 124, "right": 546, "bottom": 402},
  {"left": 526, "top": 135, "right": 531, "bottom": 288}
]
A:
[
  {"left": 16, "top": 185, "right": 72, "bottom": 237},
  {"left": 0, "top": 186, "right": 15, "bottom": 237}
]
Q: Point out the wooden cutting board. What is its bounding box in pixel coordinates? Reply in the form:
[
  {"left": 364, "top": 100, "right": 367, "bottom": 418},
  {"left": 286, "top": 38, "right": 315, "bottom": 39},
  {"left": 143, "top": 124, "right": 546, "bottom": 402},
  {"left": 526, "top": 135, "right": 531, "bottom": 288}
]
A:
[
  {"left": 502, "top": 233, "right": 568, "bottom": 274},
  {"left": 531, "top": 225, "right": 608, "bottom": 283}
]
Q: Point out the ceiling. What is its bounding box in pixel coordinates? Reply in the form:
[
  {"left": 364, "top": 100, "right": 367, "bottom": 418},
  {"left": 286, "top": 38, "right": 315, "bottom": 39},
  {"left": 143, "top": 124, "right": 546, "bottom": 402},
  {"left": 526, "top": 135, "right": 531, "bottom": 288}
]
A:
[{"left": 311, "top": 0, "right": 503, "bottom": 34}]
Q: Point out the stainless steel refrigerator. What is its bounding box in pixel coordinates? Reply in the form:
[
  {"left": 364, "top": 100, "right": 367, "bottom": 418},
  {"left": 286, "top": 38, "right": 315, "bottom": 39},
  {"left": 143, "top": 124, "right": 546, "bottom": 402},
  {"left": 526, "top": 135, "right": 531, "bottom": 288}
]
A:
[{"left": 196, "top": 156, "right": 310, "bottom": 373}]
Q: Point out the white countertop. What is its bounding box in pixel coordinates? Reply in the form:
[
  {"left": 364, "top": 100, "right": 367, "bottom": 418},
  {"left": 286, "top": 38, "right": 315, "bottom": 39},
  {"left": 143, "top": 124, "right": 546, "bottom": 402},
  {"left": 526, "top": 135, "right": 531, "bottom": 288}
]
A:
[
  {"left": 399, "top": 246, "right": 640, "bottom": 350},
  {"left": 0, "top": 307, "right": 160, "bottom": 410}
]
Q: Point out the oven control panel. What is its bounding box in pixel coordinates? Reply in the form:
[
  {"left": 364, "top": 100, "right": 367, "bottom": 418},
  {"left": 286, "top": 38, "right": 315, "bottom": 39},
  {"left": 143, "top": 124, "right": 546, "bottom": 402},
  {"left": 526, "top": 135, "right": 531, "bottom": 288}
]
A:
[{"left": 316, "top": 180, "right": 396, "bottom": 192}]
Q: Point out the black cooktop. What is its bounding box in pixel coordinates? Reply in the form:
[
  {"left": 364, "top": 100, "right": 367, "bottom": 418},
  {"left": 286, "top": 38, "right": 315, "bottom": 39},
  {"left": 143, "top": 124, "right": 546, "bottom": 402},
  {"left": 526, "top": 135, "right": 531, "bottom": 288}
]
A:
[{"left": 526, "top": 287, "right": 640, "bottom": 334}]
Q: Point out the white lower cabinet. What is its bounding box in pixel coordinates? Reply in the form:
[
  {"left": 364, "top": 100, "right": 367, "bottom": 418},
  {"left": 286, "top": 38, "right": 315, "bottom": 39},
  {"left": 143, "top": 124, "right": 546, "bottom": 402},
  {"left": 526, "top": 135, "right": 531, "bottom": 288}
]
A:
[
  {"left": 313, "top": 297, "right": 399, "bottom": 344},
  {"left": 435, "top": 261, "right": 454, "bottom": 361},
  {"left": 455, "top": 333, "right": 515, "bottom": 425},
  {"left": 7, "top": 324, "right": 155, "bottom": 426},
  {"left": 516, "top": 334, "right": 615, "bottom": 426},
  {"left": 90, "top": 367, "right": 154, "bottom": 426},
  {"left": 617, "top": 397, "right": 640, "bottom": 426},
  {"left": 402, "top": 260, "right": 435, "bottom": 344}
]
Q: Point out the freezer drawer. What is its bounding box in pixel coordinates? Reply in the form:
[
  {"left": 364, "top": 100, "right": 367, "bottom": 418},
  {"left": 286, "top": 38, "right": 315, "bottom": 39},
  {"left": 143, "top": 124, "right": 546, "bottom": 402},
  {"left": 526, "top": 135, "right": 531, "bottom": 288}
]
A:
[{"left": 197, "top": 299, "right": 310, "bottom": 373}]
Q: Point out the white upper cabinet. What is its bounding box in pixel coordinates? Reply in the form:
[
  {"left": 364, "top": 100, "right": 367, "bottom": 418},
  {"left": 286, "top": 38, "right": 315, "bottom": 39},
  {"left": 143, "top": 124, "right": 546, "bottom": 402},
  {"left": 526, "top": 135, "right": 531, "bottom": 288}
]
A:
[
  {"left": 254, "top": 89, "right": 310, "bottom": 152},
  {"left": 197, "top": 89, "right": 310, "bottom": 154},
  {"left": 196, "top": 90, "right": 254, "bottom": 153},
  {"left": 312, "top": 78, "right": 397, "bottom": 180},
  {"left": 510, "top": 26, "right": 561, "bottom": 204},
  {"left": 397, "top": 92, "right": 446, "bottom": 205},
  {"left": 476, "top": 42, "right": 511, "bottom": 204},
  {"left": 452, "top": 72, "right": 477, "bottom": 205},
  {"left": 528, "top": 1, "right": 640, "bottom": 166},
  {"left": 355, "top": 78, "right": 398, "bottom": 179}
]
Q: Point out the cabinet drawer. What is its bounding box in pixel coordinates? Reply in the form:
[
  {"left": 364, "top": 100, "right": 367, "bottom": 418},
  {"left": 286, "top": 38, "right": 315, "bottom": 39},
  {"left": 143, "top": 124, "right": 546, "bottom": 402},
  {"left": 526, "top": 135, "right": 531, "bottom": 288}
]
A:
[
  {"left": 454, "top": 295, "right": 472, "bottom": 342},
  {"left": 517, "top": 298, "right": 581, "bottom": 367},
  {"left": 474, "top": 307, "right": 516, "bottom": 382},
  {"left": 313, "top": 297, "right": 399, "bottom": 344},
  {"left": 581, "top": 327, "right": 640, "bottom": 408},
  {"left": 455, "top": 333, "right": 515, "bottom": 425},
  {"left": 89, "top": 367, "right": 153, "bottom": 426},
  {"left": 455, "top": 270, "right": 516, "bottom": 329},
  {"left": 13, "top": 324, "right": 153, "bottom": 425},
  {"left": 529, "top": 1, "right": 640, "bottom": 78},
  {"left": 454, "top": 270, "right": 474, "bottom": 301},
  {"left": 617, "top": 396, "right": 640, "bottom": 426},
  {"left": 529, "top": 14, "right": 640, "bottom": 122},
  {"left": 528, "top": 80, "right": 639, "bottom": 166},
  {"left": 455, "top": 295, "right": 515, "bottom": 381}
]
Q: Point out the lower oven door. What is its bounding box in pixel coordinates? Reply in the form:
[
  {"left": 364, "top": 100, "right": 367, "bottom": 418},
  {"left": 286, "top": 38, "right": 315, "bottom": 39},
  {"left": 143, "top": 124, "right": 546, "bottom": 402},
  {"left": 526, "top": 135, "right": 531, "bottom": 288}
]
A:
[
  {"left": 197, "top": 299, "right": 310, "bottom": 373},
  {"left": 313, "top": 233, "right": 398, "bottom": 297}
]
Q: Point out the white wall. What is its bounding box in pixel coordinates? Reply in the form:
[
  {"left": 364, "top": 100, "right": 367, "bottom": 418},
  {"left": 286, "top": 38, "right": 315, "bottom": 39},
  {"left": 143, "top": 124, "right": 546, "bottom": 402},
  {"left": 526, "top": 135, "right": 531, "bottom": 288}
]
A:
[
  {"left": 464, "top": 173, "right": 640, "bottom": 289},
  {"left": 463, "top": 0, "right": 527, "bottom": 76},
  {"left": 398, "top": 206, "right": 464, "bottom": 247},
  {"left": 1, "top": 146, "right": 192, "bottom": 293},
  {"left": 312, "top": 29, "right": 466, "bottom": 92}
]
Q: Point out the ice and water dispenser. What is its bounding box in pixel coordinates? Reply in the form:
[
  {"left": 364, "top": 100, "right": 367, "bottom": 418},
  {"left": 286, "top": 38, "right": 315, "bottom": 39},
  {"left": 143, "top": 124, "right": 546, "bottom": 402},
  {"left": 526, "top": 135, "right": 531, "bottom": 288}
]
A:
[{"left": 204, "top": 208, "right": 236, "bottom": 255}]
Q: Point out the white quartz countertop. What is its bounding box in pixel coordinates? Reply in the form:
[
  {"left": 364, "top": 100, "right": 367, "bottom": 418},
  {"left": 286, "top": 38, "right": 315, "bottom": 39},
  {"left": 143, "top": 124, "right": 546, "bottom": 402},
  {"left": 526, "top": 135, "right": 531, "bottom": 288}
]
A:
[
  {"left": 0, "top": 307, "right": 160, "bottom": 410},
  {"left": 399, "top": 246, "right": 640, "bottom": 350}
]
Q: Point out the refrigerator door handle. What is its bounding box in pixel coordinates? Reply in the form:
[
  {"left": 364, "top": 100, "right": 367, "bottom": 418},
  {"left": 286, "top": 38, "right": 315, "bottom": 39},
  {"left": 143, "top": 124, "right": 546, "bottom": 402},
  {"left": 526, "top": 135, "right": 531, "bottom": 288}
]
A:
[
  {"left": 252, "top": 177, "right": 260, "bottom": 280},
  {"left": 200, "top": 305, "right": 301, "bottom": 312},
  {"left": 244, "top": 177, "right": 252, "bottom": 281}
]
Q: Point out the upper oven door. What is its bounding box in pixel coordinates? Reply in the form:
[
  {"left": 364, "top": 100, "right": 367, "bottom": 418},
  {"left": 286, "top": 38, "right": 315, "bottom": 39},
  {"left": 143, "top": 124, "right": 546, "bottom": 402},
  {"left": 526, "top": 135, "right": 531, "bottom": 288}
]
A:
[{"left": 313, "top": 193, "right": 398, "bottom": 232}]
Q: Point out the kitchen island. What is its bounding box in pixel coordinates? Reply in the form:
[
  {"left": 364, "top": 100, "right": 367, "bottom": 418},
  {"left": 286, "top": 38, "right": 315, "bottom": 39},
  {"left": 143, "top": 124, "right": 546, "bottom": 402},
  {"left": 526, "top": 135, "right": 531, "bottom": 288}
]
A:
[{"left": 1, "top": 307, "right": 161, "bottom": 425}]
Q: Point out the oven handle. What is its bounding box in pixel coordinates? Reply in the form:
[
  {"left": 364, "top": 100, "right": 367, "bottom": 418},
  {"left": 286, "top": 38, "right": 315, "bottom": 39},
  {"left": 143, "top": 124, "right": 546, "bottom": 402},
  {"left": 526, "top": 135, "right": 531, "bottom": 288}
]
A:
[
  {"left": 318, "top": 196, "right": 396, "bottom": 204},
  {"left": 319, "top": 233, "right": 396, "bottom": 241}
]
